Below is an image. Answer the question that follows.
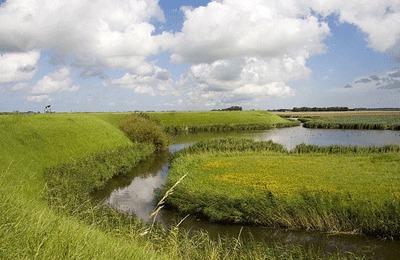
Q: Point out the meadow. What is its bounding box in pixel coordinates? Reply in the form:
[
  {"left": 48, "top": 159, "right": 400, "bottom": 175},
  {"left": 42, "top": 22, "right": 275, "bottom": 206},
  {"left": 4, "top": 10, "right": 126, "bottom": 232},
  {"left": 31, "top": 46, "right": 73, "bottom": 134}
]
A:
[
  {"left": 164, "top": 138, "right": 400, "bottom": 238},
  {"left": 1, "top": 112, "right": 355, "bottom": 259}
]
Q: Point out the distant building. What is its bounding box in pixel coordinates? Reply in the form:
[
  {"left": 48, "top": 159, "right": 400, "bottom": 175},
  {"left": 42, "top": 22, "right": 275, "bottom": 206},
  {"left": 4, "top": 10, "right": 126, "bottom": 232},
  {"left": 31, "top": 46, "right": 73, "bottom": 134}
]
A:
[{"left": 44, "top": 105, "right": 52, "bottom": 113}]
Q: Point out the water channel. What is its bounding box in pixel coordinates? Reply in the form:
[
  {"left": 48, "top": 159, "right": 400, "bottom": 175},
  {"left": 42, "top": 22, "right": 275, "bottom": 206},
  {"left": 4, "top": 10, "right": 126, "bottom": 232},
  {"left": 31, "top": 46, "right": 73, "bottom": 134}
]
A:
[{"left": 92, "top": 125, "right": 400, "bottom": 259}]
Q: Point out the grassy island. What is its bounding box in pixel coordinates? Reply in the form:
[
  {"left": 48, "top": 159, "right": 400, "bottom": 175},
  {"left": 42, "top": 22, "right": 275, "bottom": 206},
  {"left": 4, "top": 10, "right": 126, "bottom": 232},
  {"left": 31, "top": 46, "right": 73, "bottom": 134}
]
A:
[{"left": 164, "top": 138, "right": 400, "bottom": 238}]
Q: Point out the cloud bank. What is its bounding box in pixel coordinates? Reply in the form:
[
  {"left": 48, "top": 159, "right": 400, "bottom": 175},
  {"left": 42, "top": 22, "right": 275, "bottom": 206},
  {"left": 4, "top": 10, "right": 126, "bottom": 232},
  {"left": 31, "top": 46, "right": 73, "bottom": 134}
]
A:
[{"left": 1, "top": 0, "right": 400, "bottom": 109}]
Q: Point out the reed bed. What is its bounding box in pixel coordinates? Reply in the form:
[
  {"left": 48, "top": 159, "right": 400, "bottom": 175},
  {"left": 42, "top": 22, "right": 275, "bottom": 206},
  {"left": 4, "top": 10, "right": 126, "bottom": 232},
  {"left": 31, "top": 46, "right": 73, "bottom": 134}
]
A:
[{"left": 163, "top": 138, "right": 400, "bottom": 239}]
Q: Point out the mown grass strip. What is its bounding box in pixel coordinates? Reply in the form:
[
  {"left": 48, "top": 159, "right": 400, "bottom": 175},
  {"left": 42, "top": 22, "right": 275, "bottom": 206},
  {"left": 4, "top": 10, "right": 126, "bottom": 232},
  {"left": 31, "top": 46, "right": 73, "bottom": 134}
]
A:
[{"left": 164, "top": 138, "right": 400, "bottom": 238}]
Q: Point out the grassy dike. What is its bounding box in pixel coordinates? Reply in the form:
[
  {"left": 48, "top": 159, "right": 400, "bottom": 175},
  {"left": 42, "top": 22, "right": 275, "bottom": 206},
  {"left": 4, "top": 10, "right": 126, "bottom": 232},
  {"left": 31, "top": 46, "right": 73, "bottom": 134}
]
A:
[
  {"left": 163, "top": 139, "right": 400, "bottom": 238},
  {"left": 1, "top": 112, "right": 359, "bottom": 259},
  {"left": 0, "top": 113, "right": 165, "bottom": 259},
  {"left": 147, "top": 110, "right": 300, "bottom": 133}
]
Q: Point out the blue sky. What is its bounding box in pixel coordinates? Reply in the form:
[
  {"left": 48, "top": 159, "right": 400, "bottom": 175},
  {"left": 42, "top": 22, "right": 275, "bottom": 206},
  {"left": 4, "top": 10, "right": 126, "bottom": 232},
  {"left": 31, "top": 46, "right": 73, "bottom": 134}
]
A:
[{"left": 1, "top": 0, "right": 400, "bottom": 112}]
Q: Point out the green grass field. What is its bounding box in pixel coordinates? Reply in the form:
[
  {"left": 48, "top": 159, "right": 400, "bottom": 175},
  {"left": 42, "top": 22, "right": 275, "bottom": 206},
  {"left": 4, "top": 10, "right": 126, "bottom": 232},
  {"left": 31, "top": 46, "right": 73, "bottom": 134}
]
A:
[
  {"left": 164, "top": 139, "right": 400, "bottom": 238},
  {"left": 1, "top": 112, "right": 352, "bottom": 259}
]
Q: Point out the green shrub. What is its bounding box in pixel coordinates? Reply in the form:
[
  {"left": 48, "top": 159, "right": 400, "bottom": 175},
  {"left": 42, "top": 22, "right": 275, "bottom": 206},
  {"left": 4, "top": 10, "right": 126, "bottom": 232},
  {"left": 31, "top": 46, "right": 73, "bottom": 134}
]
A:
[{"left": 119, "top": 114, "right": 171, "bottom": 151}]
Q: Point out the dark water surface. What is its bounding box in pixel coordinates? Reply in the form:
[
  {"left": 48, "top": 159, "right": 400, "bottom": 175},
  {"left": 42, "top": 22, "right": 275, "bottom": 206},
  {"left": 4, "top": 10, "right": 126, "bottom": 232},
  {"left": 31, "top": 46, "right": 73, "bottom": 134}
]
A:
[{"left": 91, "top": 126, "right": 400, "bottom": 259}]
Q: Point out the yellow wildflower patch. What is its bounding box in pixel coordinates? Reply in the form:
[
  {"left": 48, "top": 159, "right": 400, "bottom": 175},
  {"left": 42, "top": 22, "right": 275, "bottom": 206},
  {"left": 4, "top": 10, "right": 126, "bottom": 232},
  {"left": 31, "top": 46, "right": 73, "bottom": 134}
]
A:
[
  {"left": 202, "top": 160, "right": 234, "bottom": 169},
  {"left": 209, "top": 171, "right": 342, "bottom": 196},
  {"left": 201, "top": 154, "right": 400, "bottom": 199}
]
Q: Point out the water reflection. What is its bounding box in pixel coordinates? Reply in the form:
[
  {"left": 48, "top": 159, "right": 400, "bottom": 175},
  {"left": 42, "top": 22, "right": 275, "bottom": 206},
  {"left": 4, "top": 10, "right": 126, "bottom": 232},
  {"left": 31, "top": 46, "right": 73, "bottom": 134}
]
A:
[
  {"left": 257, "top": 127, "right": 400, "bottom": 150},
  {"left": 171, "top": 126, "right": 400, "bottom": 151},
  {"left": 91, "top": 152, "right": 170, "bottom": 220}
]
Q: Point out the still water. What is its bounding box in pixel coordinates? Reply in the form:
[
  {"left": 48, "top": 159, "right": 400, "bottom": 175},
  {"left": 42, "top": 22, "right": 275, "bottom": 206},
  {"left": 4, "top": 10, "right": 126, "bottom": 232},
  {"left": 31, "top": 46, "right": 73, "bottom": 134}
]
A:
[{"left": 91, "top": 125, "right": 400, "bottom": 258}]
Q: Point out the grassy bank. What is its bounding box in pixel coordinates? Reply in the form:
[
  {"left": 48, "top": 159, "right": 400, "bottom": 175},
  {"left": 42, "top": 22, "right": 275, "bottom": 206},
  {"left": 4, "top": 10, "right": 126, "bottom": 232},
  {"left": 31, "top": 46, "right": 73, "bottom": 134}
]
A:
[
  {"left": 164, "top": 138, "right": 400, "bottom": 238},
  {"left": 148, "top": 110, "right": 300, "bottom": 133},
  {"left": 0, "top": 113, "right": 166, "bottom": 259},
  {"left": 1, "top": 113, "right": 356, "bottom": 259}
]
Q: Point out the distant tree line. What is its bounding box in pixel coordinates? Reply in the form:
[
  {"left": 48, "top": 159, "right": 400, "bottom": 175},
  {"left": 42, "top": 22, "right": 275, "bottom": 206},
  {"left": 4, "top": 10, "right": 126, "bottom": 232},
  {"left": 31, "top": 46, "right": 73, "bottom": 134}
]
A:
[
  {"left": 292, "top": 107, "right": 349, "bottom": 112},
  {"left": 212, "top": 106, "right": 243, "bottom": 111}
]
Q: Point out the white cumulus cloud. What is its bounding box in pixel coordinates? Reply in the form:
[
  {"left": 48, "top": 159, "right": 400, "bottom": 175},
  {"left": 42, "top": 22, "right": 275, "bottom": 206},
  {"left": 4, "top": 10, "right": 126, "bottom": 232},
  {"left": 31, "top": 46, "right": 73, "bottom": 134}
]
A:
[
  {"left": 0, "top": 0, "right": 165, "bottom": 69},
  {"left": 26, "top": 94, "right": 52, "bottom": 103},
  {"left": 163, "top": 0, "right": 328, "bottom": 107},
  {"left": 309, "top": 0, "right": 400, "bottom": 53},
  {"left": 176, "top": 55, "right": 305, "bottom": 107},
  {"left": 168, "top": 0, "right": 329, "bottom": 64},
  {"left": 104, "top": 63, "right": 176, "bottom": 96},
  {"left": 30, "top": 67, "right": 80, "bottom": 95},
  {"left": 0, "top": 51, "right": 40, "bottom": 83}
]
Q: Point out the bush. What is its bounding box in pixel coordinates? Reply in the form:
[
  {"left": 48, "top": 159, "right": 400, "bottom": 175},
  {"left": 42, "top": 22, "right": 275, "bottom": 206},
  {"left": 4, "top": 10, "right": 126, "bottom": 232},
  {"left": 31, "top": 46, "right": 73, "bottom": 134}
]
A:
[{"left": 119, "top": 114, "right": 171, "bottom": 151}]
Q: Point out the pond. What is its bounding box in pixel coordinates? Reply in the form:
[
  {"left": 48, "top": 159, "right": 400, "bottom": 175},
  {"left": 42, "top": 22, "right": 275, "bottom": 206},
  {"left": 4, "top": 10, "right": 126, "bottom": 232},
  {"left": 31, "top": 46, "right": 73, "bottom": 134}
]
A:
[{"left": 91, "top": 125, "right": 400, "bottom": 258}]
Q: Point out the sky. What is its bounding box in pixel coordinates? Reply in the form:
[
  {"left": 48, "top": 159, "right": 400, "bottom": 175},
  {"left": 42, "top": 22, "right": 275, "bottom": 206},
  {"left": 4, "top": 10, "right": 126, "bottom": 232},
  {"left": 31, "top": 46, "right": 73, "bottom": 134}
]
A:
[{"left": 1, "top": 0, "right": 400, "bottom": 112}]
